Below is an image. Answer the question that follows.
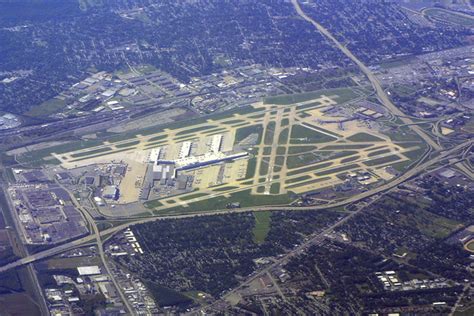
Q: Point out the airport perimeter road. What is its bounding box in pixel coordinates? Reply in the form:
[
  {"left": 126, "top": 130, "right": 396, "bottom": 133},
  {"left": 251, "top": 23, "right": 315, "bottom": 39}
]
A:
[
  {"left": 0, "top": 140, "right": 470, "bottom": 275},
  {"left": 291, "top": 0, "right": 441, "bottom": 151}
]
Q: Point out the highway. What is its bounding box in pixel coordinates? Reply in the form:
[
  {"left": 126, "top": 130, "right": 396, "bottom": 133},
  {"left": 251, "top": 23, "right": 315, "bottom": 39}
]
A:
[
  {"left": 0, "top": 139, "right": 470, "bottom": 275},
  {"left": 0, "top": 186, "right": 49, "bottom": 315},
  {"left": 290, "top": 0, "right": 441, "bottom": 151},
  {"left": 0, "top": 3, "right": 471, "bottom": 312},
  {"left": 0, "top": 3, "right": 469, "bottom": 315},
  {"left": 204, "top": 191, "right": 386, "bottom": 313},
  {"left": 202, "top": 144, "right": 472, "bottom": 312},
  {"left": 56, "top": 181, "right": 135, "bottom": 315}
]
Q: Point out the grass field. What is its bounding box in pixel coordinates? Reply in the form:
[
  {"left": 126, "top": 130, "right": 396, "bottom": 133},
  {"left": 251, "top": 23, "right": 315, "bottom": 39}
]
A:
[
  {"left": 179, "top": 192, "right": 209, "bottom": 201},
  {"left": 115, "top": 140, "right": 140, "bottom": 148},
  {"left": 259, "top": 159, "right": 269, "bottom": 176},
  {"left": 14, "top": 139, "right": 105, "bottom": 166},
  {"left": 270, "top": 182, "right": 280, "bottom": 194},
  {"left": 288, "top": 146, "right": 317, "bottom": 154},
  {"left": 70, "top": 147, "right": 112, "bottom": 158},
  {"left": 347, "top": 132, "right": 384, "bottom": 142},
  {"left": 320, "top": 144, "right": 370, "bottom": 150},
  {"left": 264, "top": 87, "right": 359, "bottom": 105},
  {"left": 176, "top": 125, "right": 217, "bottom": 136},
  {"left": 147, "top": 135, "right": 167, "bottom": 142},
  {"left": 315, "top": 164, "right": 359, "bottom": 176},
  {"left": 290, "top": 125, "right": 336, "bottom": 144},
  {"left": 244, "top": 157, "right": 257, "bottom": 179},
  {"left": 363, "top": 155, "right": 401, "bottom": 167},
  {"left": 277, "top": 146, "right": 286, "bottom": 155},
  {"left": 26, "top": 98, "right": 66, "bottom": 117},
  {"left": 14, "top": 105, "right": 259, "bottom": 166},
  {"left": 275, "top": 156, "right": 285, "bottom": 167},
  {"left": 378, "top": 56, "right": 416, "bottom": 69},
  {"left": 0, "top": 293, "right": 40, "bottom": 316},
  {"left": 287, "top": 162, "right": 333, "bottom": 177},
  {"left": 340, "top": 155, "right": 360, "bottom": 164},
  {"left": 392, "top": 83, "right": 419, "bottom": 97},
  {"left": 264, "top": 122, "right": 276, "bottom": 145},
  {"left": 144, "top": 199, "right": 163, "bottom": 209},
  {"left": 235, "top": 124, "right": 263, "bottom": 145},
  {"left": 367, "top": 149, "right": 391, "bottom": 157},
  {"left": 252, "top": 211, "right": 271, "bottom": 244},
  {"left": 402, "top": 146, "right": 427, "bottom": 161},
  {"left": 45, "top": 256, "right": 100, "bottom": 269},
  {"left": 278, "top": 128, "right": 289, "bottom": 144},
  {"left": 70, "top": 147, "right": 134, "bottom": 162},
  {"left": 411, "top": 208, "right": 460, "bottom": 239},
  {"left": 285, "top": 176, "right": 332, "bottom": 189},
  {"left": 12, "top": 84, "right": 430, "bottom": 217},
  {"left": 153, "top": 190, "right": 294, "bottom": 215},
  {"left": 145, "top": 280, "right": 192, "bottom": 307},
  {"left": 212, "top": 186, "right": 239, "bottom": 192},
  {"left": 286, "top": 152, "right": 318, "bottom": 169},
  {"left": 296, "top": 101, "right": 322, "bottom": 111},
  {"left": 285, "top": 175, "right": 312, "bottom": 184},
  {"left": 222, "top": 119, "right": 245, "bottom": 125},
  {"left": 455, "top": 305, "right": 474, "bottom": 316}
]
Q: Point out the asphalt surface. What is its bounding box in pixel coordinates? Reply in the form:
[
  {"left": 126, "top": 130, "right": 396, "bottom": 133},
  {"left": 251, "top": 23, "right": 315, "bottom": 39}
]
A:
[
  {"left": 0, "top": 5, "right": 471, "bottom": 315},
  {"left": 56, "top": 181, "right": 135, "bottom": 315},
  {"left": 0, "top": 139, "right": 470, "bottom": 275},
  {"left": 290, "top": 0, "right": 441, "bottom": 151}
]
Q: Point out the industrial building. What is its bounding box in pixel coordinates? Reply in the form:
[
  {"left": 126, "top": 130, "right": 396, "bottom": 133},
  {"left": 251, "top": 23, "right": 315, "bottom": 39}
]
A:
[
  {"left": 0, "top": 113, "right": 21, "bottom": 130},
  {"left": 77, "top": 266, "right": 102, "bottom": 276}
]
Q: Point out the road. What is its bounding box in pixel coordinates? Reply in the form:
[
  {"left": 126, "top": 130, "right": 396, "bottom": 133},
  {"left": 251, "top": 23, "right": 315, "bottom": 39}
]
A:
[
  {"left": 449, "top": 284, "right": 470, "bottom": 316},
  {"left": 204, "top": 191, "right": 385, "bottom": 312},
  {"left": 290, "top": 0, "right": 441, "bottom": 151},
  {"left": 205, "top": 140, "right": 472, "bottom": 311},
  {"left": 421, "top": 6, "right": 474, "bottom": 21},
  {"left": 0, "top": 3, "right": 468, "bottom": 313},
  {"left": 56, "top": 181, "right": 135, "bottom": 315},
  {"left": 0, "top": 139, "right": 470, "bottom": 275},
  {"left": 0, "top": 185, "right": 49, "bottom": 316}
]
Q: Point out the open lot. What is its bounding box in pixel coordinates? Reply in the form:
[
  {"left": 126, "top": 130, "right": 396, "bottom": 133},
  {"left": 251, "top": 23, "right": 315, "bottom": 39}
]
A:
[{"left": 0, "top": 292, "right": 40, "bottom": 316}]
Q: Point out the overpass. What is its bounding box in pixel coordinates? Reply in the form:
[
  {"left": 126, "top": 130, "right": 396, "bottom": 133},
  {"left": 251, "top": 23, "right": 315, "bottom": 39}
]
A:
[
  {"left": 0, "top": 140, "right": 470, "bottom": 274},
  {"left": 290, "top": 0, "right": 442, "bottom": 151}
]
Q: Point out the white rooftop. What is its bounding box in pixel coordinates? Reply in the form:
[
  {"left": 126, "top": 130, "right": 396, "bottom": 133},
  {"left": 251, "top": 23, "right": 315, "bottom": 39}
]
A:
[{"left": 77, "top": 266, "right": 101, "bottom": 276}]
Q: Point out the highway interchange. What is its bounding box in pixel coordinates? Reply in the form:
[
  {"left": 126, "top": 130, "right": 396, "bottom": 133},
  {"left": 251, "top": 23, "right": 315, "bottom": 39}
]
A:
[
  {"left": 0, "top": 1, "right": 472, "bottom": 314},
  {"left": 0, "top": 138, "right": 471, "bottom": 276}
]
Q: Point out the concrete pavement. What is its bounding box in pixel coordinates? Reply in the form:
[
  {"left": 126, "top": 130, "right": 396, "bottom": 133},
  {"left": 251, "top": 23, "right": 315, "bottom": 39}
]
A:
[
  {"left": 0, "top": 139, "right": 470, "bottom": 275},
  {"left": 290, "top": 0, "right": 441, "bottom": 151}
]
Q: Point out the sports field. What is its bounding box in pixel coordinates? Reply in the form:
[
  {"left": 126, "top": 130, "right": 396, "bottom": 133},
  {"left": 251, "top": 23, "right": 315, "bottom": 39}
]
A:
[
  {"left": 423, "top": 8, "right": 474, "bottom": 27},
  {"left": 12, "top": 87, "right": 427, "bottom": 216},
  {"left": 465, "top": 240, "right": 474, "bottom": 253}
]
